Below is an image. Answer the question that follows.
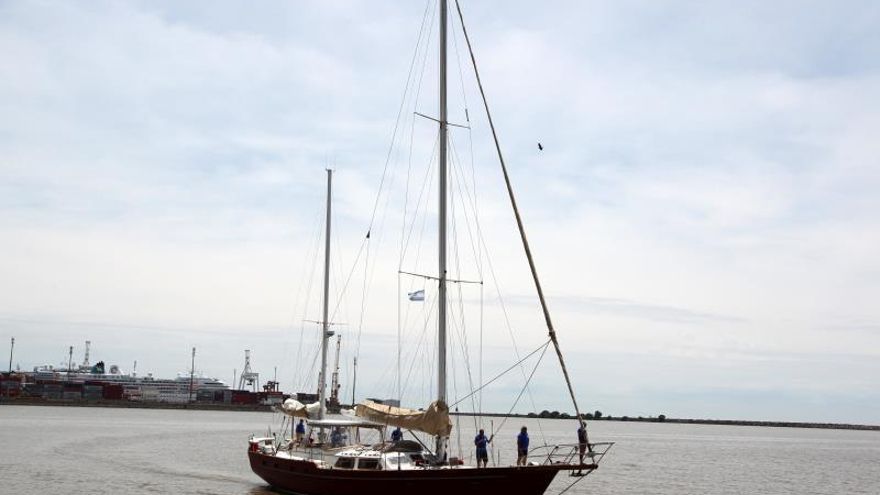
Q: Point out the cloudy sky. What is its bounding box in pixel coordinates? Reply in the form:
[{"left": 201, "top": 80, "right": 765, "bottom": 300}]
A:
[{"left": 1, "top": 0, "right": 878, "bottom": 425}]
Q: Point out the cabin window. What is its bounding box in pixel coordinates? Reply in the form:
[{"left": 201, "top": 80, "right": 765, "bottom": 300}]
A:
[
  {"left": 357, "top": 458, "right": 381, "bottom": 470},
  {"left": 334, "top": 458, "right": 355, "bottom": 469}
]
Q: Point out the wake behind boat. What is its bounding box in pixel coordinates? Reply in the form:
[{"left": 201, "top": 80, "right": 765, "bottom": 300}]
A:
[{"left": 247, "top": 1, "right": 612, "bottom": 494}]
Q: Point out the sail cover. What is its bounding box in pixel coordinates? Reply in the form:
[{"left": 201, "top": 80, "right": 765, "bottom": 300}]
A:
[
  {"left": 278, "top": 399, "right": 322, "bottom": 418},
  {"left": 354, "top": 400, "right": 452, "bottom": 437}
]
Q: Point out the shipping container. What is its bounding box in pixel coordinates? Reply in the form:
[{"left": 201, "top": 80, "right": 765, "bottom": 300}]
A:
[
  {"left": 1, "top": 381, "right": 22, "bottom": 398},
  {"left": 23, "top": 383, "right": 43, "bottom": 397},
  {"left": 103, "top": 384, "right": 124, "bottom": 400},
  {"left": 231, "top": 391, "right": 259, "bottom": 405}
]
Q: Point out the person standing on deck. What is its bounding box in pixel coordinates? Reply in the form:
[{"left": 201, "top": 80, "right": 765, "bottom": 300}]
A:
[
  {"left": 577, "top": 423, "right": 589, "bottom": 472},
  {"left": 391, "top": 426, "right": 403, "bottom": 443},
  {"left": 330, "top": 427, "right": 344, "bottom": 447},
  {"left": 294, "top": 419, "right": 306, "bottom": 446},
  {"left": 516, "top": 426, "right": 529, "bottom": 466},
  {"left": 474, "top": 429, "right": 491, "bottom": 468}
]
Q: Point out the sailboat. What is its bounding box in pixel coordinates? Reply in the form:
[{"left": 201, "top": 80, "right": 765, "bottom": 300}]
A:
[{"left": 247, "top": 2, "right": 612, "bottom": 494}]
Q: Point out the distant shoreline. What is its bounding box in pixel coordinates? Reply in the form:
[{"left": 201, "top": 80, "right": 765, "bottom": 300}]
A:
[
  {"left": 0, "top": 397, "right": 273, "bottom": 412},
  {"left": 450, "top": 411, "right": 880, "bottom": 431},
  {"left": 2, "top": 398, "right": 877, "bottom": 431}
]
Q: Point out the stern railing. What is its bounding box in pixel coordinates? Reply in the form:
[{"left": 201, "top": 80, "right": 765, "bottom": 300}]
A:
[{"left": 527, "top": 441, "right": 614, "bottom": 468}]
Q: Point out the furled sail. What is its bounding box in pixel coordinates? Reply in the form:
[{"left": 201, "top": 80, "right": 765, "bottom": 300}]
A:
[
  {"left": 278, "top": 399, "right": 322, "bottom": 418},
  {"left": 354, "top": 400, "right": 452, "bottom": 437}
]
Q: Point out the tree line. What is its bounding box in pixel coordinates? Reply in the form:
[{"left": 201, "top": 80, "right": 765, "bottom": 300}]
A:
[{"left": 527, "top": 410, "right": 668, "bottom": 422}]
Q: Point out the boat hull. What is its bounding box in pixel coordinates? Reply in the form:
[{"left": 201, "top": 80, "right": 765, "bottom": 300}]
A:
[{"left": 249, "top": 451, "right": 591, "bottom": 495}]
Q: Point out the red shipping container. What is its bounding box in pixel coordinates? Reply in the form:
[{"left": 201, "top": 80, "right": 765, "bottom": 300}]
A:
[{"left": 103, "top": 384, "right": 124, "bottom": 400}]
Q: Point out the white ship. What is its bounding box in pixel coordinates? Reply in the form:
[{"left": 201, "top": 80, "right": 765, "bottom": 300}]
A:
[{"left": 30, "top": 343, "right": 229, "bottom": 403}]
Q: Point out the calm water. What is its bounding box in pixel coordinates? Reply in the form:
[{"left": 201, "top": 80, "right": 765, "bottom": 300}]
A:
[{"left": 1, "top": 405, "right": 877, "bottom": 494}]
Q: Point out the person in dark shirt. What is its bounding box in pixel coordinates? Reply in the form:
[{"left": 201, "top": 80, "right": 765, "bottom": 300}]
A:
[
  {"left": 330, "top": 427, "right": 344, "bottom": 447},
  {"left": 294, "top": 419, "right": 306, "bottom": 446},
  {"left": 474, "top": 428, "right": 491, "bottom": 467},
  {"left": 516, "top": 426, "right": 529, "bottom": 466},
  {"left": 390, "top": 426, "right": 403, "bottom": 443},
  {"left": 577, "top": 424, "right": 589, "bottom": 467}
]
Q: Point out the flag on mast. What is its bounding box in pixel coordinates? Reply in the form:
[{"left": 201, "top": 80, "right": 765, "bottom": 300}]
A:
[{"left": 407, "top": 290, "right": 425, "bottom": 302}]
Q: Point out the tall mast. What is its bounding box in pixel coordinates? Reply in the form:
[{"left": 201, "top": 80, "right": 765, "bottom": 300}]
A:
[
  {"left": 436, "top": 0, "right": 449, "bottom": 462},
  {"left": 351, "top": 356, "right": 357, "bottom": 406},
  {"left": 318, "top": 169, "right": 333, "bottom": 420},
  {"left": 189, "top": 346, "right": 196, "bottom": 403},
  {"left": 8, "top": 337, "right": 13, "bottom": 373}
]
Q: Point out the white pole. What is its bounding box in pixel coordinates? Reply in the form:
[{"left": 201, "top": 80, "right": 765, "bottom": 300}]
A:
[
  {"left": 189, "top": 347, "right": 196, "bottom": 403},
  {"left": 318, "top": 169, "right": 333, "bottom": 421},
  {"left": 436, "top": 0, "right": 449, "bottom": 463}
]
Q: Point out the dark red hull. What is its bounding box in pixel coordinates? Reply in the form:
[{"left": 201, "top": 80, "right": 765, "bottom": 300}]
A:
[{"left": 249, "top": 451, "right": 593, "bottom": 495}]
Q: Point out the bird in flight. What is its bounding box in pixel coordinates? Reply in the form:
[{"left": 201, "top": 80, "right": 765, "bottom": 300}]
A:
[{"left": 537, "top": 142, "right": 544, "bottom": 151}]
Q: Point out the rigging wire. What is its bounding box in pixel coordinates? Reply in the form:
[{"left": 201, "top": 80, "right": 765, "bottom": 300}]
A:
[
  {"left": 493, "top": 340, "right": 551, "bottom": 436},
  {"left": 455, "top": 0, "right": 599, "bottom": 445},
  {"left": 402, "top": 293, "right": 438, "bottom": 401},
  {"left": 447, "top": 138, "right": 480, "bottom": 430},
  {"left": 450, "top": 339, "right": 550, "bottom": 408},
  {"left": 397, "top": 6, "right": 437, "bottom": 405},
  {"left": 352, "top": 230, "right": 370, "bottom": 404},
  {"left": 449, "top": 131, "right": 549, "bottom": 444},
  {"left": 342, "top": 0, "right": 433, "bottom": 405},
  {"left": 365, "top": 0, "right": 434, "bottom": 235},
  {"left": 292, "top": 198, "right": 328, "bottom": 392},
  {"left": 327, "top": 235, "right": 369, "bottom": 324}
]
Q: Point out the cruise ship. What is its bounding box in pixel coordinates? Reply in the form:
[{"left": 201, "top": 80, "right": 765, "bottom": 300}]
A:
[{"left": 30, "top": 361, "right": 229, "bottom": 403}]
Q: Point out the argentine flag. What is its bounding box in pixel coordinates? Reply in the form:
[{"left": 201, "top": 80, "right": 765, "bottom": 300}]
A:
[{"left": 407, "top": 290, "right": 425, "bottom": 302}]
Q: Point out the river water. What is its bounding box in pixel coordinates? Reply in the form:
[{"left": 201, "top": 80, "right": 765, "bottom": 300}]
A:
[{"left": 1, "top": 405, "right": 877, "bottom": 494}]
